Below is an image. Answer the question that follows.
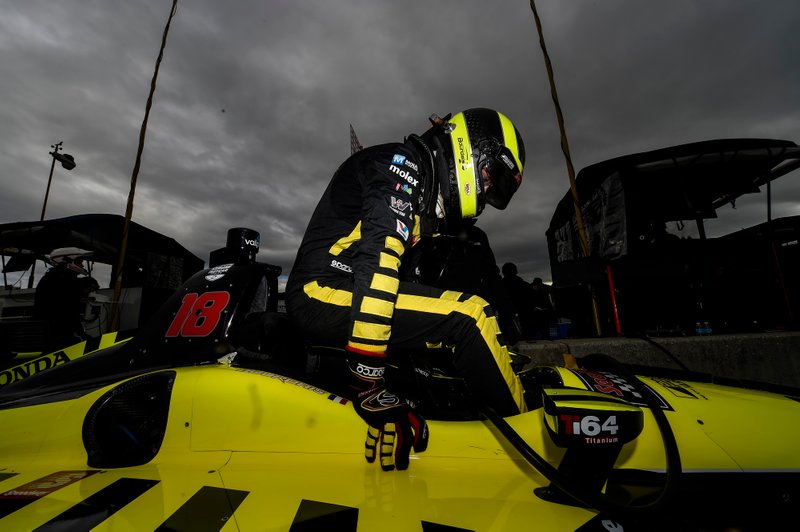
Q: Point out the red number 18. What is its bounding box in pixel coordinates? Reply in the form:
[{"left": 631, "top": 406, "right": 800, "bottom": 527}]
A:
[{"left": 165, "top": 291, "right": 231, "bottom": 338}]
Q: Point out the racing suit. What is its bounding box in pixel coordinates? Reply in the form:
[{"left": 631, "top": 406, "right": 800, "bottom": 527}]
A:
[{"left": 286, "top": 140, "right": 526, "bottom": 416}]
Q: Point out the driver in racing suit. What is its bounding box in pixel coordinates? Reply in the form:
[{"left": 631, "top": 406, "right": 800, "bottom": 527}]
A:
[{"left": 286, "top": 108, "right": 528, "bottom": 471}]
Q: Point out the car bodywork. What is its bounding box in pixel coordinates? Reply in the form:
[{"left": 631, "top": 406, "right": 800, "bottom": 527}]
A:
[{"left": 1, "top": 261, "right": 799, "bottom": 530}]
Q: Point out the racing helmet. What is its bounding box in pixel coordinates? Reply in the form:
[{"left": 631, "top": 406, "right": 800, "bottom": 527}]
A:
[
  {"left": 46, "top": 247, "right": 92, "bottom": 275},
  {"left": 432, "top": 108, "right": 526, "bottom": 221}
]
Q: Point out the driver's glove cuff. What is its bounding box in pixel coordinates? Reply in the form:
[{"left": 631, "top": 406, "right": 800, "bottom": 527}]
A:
[
  {"left": 344, "top": 346, "right": 428, "bottom": 471},
  {"left": 345, "top": 345, "right": 387, "bottom": 395}
]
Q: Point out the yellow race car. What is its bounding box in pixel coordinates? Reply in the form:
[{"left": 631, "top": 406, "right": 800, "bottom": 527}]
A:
[{"left": 1, "top": 258, "right": 798, "bottom": 531}]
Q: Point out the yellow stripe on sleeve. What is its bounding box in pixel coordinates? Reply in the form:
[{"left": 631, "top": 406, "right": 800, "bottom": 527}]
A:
[
  {"left": 329, "top": 222, "right": 362, "bottom": 256},
  {"left": 370, "top": 273, "right": 399, "bottom": 295},
  {"left": 360, "top": 296, "right": 395, "bottom": 319},
  {"left": 385, "top": 236, "right": 405, "bottom": 257},
  {"left": 352, "top": 321, "right": 392, "bottom": 342},
  {"left": 379, "top": 252, "right": 400, "bottom": 271}
]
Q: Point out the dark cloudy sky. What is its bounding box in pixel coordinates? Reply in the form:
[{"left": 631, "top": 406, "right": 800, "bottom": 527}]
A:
[{"left": 2, "top": 0, "right": 799, "bottom": 286}]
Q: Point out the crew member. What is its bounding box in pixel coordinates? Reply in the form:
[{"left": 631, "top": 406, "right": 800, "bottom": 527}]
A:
[
  {"left": 286, "top": 108, "right": 527, "bottom": 470},
  {"left": 33, "top": 247, "right": 96, "bottom": 352}
]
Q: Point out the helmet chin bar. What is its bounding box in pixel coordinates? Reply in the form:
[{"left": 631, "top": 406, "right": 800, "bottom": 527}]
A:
[{"left": 480, "top": 145, "right": 521, "bottom": 210}]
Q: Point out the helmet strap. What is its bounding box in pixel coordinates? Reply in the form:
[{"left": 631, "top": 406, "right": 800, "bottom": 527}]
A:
[
  {"left": 417, "top": 128, "right": 459, "bottom": 230},
  {"left": 435, "top": 191, "right": 446, "bottom": 219}
]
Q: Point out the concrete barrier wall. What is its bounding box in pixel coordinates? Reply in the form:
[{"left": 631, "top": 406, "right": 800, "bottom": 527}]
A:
[{"left": 513, "top": 331, "right": 800, "bottom": 390}]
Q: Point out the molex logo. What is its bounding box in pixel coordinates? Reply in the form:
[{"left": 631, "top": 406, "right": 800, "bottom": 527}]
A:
[{"left": 389, "top": 165, "right": 419, "bottom": 187}]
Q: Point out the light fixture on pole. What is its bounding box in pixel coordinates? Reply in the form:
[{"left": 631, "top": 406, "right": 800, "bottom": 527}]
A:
[
  {"left": 28, "top": 141, "right": 77, "bottom": 288},
  {"left": 40, "top": 141, "right": 76, "bottom": 221}
]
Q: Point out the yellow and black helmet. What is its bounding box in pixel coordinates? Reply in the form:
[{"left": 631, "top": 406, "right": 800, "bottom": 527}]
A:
[{"left": 436, "top": 108, "right": 526, "bottom": 220}]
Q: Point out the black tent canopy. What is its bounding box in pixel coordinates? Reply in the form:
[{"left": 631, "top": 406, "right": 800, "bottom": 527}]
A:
[
  {"left": 0, "top": 213, "right": 204, "bottom": 289},
  {"left": 546, "top": 139, "right": 800, "bottom": 336},
  {"left": 547, "top": 138, "right": 800, "bottom": 265}
]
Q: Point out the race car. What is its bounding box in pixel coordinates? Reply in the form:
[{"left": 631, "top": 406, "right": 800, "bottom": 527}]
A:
[{"left": 1, "top": 244, "right": 799, "bottom": 531}]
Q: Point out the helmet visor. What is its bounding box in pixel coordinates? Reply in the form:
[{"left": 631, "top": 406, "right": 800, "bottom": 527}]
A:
[{"left": 480, "top": 146, "right": 522, "bottom": 210}]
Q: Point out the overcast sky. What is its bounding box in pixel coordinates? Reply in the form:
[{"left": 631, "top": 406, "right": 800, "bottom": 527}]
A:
[{"left": 1, "top": 0, "right": 798, "bottom": 287}]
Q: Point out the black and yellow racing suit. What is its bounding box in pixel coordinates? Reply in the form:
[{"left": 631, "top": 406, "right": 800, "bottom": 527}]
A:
[{"left": 286, "top": 140, "right": 526, "bottom": 416}]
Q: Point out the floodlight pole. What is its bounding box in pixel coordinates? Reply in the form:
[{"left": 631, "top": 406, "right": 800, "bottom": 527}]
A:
[
  {"left": 28, "top": 142, "right": 71, "bottom": 289},
  {"left": 40, "top": 142, "right": 61, "bottom": 222},
  {"left": 529, "top": 1, "right": 603, "bottom": 336}
]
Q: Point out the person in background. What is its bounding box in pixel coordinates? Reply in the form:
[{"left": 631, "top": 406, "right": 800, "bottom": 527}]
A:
[
  {"left": 501, "top": 262, "right": 537, "bottom": 340},
  {"left": 33, "top": 247, "right": 96, "bottom": 352},
  {"left": 287, "top": 108, "right": 527, "bottom": 471},
  {"left": 530, "top": 277, "right": 555, "bottom": 340}
]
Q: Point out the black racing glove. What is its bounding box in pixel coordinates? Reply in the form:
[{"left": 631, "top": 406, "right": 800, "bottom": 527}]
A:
[{"left": 346, "top": 349, "right": 429, "bottom": 471}]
